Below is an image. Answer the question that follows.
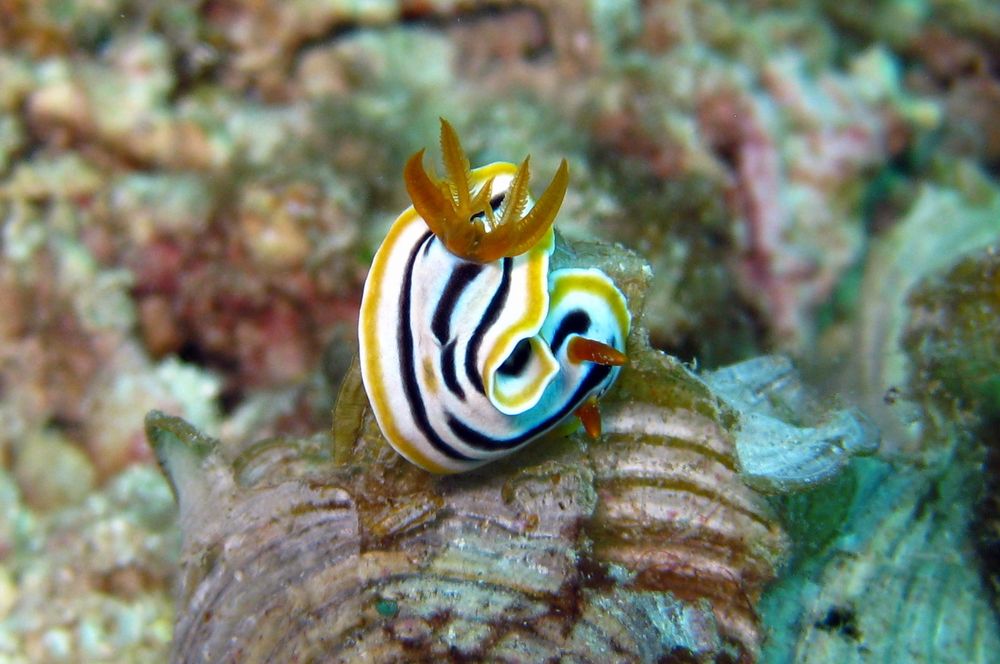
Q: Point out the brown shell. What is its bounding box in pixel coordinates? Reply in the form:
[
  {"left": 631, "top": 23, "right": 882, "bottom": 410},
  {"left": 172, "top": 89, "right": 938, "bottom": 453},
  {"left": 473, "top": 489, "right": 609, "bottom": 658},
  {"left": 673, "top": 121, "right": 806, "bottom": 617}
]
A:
[{"left": 147, "top": 241, "right": 789, "bottom": 662}]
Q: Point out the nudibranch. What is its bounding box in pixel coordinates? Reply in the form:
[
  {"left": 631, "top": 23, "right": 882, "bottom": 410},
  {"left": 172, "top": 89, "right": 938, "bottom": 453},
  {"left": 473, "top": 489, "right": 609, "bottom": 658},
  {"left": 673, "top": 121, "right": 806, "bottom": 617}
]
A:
[{"left": 358, "top": 119, "right": 630, "bottom": 473}]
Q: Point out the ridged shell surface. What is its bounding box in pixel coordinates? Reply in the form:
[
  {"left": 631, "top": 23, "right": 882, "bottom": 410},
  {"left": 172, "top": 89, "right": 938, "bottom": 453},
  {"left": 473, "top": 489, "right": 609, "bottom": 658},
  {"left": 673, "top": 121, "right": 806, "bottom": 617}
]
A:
[{"left": 147, "top": 242, "right": 806, "bottom": 662}]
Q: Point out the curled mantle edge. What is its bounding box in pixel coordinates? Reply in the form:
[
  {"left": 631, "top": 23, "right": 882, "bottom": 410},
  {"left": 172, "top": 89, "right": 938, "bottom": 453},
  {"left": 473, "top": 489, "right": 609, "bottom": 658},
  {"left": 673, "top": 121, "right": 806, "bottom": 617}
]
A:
[{"left": 145, "top": 241, "right": 878, "bottom": 662}]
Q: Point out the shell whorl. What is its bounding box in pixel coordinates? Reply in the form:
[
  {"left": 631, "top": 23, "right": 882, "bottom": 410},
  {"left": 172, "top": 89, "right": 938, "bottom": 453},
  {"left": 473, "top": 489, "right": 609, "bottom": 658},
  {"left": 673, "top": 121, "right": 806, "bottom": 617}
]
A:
[
  {"left": 149, "top": 241, "right": 806, "bottom": 662},
  {"left": 148, "top": 345, "right": 786, "bottom": 662},
  {"left": 147, "top": 221, "right": 892, "bottom": 662}
]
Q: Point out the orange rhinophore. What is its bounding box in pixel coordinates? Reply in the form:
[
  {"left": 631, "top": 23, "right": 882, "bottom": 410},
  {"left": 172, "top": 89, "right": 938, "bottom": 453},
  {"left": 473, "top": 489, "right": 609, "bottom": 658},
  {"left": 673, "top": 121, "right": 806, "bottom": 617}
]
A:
[
  {"left": 574, "top": 397, "right": 603, "bottom": 438},
  {"left": 567, "top": 337, "right": 628, "bottom": 367}
]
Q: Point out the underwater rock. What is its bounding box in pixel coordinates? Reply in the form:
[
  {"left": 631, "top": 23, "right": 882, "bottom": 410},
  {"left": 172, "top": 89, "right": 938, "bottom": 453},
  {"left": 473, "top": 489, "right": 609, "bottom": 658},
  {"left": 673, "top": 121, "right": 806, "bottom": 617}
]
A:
[
  {"left": 25, "top": 33, "right": 218, "bottom": 171},
  {"left": 120, "top": 166, "right": 363, "bottom": 393},
  {"left": 12, "top": 428, "right": 95, "bottom": 510},
  {"left": 0, "top": 465, "right": 177, "bottom": 661},
  {"left": 903, "top": 246, "right": 1000, "bottom": 421},
  {"left": 586, "top": 19, "right": 929, "bottom": 353},
  {"left": 202, "top": 0, "right": 592, "bottom": 97},
  {"left": 901, "top": 245, "right": 1000, "bottom": 616},
  {"left": 854, "top": 181, "right": 1000, "bottom": 457},
  {"left": 761, "top": 177, "right": 1000, "bottom": 664},
  {"left": 82, "top": 348, "right": 221, "bottom": 480}
]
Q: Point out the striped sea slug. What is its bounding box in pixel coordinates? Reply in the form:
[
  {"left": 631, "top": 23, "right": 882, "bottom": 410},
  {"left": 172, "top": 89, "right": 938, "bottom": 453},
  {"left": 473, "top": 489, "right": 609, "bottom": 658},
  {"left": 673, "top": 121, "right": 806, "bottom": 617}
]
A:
[{"left": 358, "top": 119, "right": 631, "bottom": 473}]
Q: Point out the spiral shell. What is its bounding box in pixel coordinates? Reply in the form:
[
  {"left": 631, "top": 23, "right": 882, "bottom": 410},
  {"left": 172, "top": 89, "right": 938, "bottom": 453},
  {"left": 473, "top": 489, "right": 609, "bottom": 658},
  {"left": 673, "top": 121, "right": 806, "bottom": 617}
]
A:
[
  {"left": 145, "top": 229, "right": 891, "bottom": 662},
  {"left": 147, "top": 240, "right": 818, "bottom": 661}
]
